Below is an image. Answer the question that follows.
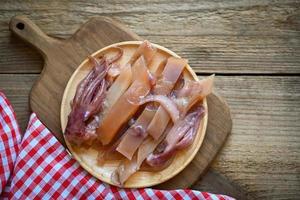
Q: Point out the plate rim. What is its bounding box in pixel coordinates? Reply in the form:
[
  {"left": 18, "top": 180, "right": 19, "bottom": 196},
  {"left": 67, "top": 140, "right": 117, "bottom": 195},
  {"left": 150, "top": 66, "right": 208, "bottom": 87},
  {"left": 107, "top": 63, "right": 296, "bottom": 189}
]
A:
[{"left": 60, "top": 41, "right": 208, "bottom": 188}]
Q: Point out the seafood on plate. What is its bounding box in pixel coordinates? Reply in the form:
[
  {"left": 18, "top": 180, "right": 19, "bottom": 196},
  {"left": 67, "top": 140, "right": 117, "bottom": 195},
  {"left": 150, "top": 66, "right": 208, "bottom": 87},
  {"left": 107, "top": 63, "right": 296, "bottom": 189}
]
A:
[{"left": 64, "top": 41, "right": 214, "bottom": 186}]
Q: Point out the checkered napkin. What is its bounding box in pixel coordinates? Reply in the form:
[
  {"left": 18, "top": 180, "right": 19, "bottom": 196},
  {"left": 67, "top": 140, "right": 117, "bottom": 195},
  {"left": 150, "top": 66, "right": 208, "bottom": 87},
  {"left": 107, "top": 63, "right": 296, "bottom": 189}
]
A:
[{"left": 0, "top": 92, "right": 234, "bottom": 200}]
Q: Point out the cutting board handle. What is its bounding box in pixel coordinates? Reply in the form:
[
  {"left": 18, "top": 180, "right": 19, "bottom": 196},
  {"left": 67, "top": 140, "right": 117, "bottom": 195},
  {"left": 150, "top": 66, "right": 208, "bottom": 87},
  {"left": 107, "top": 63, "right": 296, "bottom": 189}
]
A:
[{"left": 9, "top": 15, "right": 60, "bottom": 56}]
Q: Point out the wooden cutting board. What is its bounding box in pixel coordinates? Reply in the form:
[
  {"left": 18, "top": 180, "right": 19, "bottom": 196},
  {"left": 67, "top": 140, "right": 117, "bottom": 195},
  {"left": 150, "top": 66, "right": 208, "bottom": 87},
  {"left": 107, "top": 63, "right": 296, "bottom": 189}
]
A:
[{"left": 9, "top": 15, "right": 232, "bottom": 189}]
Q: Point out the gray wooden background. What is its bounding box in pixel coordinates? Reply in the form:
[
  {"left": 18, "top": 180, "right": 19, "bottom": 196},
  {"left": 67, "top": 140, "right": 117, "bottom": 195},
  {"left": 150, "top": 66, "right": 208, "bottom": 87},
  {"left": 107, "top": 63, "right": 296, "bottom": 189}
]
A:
[{"left": 0, "top": 1, "right": 299, "bottom": 199}]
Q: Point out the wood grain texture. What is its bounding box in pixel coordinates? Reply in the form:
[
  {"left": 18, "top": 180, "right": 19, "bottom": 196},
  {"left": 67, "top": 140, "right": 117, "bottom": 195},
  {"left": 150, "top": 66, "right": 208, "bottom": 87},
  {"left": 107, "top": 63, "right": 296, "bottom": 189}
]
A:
[
  {"left": 157, "top": 93, "right": 232, "bottom": 190},
  {"left": 201, "top": 76, "right": 300, "bottom": 199},
  {"left": 0, "top": 0, "right": 299, "bottom": 74},
  {"left": 0, "top": 0, "right": 299, "bottom": 199},
  {"left": 9, "top": 15, "right": 141, "bottom": 144},
  {"left": 1, "top": 75, "right": 299, "bottom": 199},
  {"left": 60, "top": 41, "right": 210, "bottom": 188},
  {"left": 0, "top": 74, "right": 37, "bottom": 131},
  {"left": 9, "top": 17, "right": 231, "bottom": 190}
]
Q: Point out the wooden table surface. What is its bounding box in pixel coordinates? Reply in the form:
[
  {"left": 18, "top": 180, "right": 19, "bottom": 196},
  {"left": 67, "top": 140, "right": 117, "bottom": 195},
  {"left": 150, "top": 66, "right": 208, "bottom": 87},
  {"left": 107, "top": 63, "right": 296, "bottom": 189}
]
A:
[{"left": 1, "top": 1, "right": 299, "bottom": 199}]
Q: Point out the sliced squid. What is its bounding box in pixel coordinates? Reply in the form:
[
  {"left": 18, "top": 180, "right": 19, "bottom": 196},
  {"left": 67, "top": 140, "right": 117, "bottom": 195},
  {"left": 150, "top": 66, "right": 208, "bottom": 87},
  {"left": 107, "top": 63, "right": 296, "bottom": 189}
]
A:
[
  {"left": 66, "top": 40, "right": 216, "bottom": 186},
  {"left": 146, "top": 106, "right": 205, "bottom": 167},
  {"left": 129, "top": 95, "right": 180, "bottom": 123},
  {"left": 129, "top": 40, "right": 157, "bottom": 66},
  {"left": 148, "top": 74, "right": 214, "bottom": 140},
  {"left": 181, "top": 75, "right": 214, "bottom": 115},
  {"left": 115, "top": 57, "right": 186, "bottom": 160},
  {"left": 107, "top": 63, "right": 121, "bottom": 78},
  {"left": 112, "top": 124, "right": 172, "bottom": 186},
  {"left": 111, "top": 155, "right": 138, "bottom": 186},
  {"left": 105, "top": 64, "right": 132, "bottom": 110},
  {"left": 134, "top": 75, "right": 214, "bottom": 170},
  {"left": 97, "top": 56, "right": 152, "bottom": 145},
  {"left": 137, "top": 123, "right": 172, "bottom": 167},
  {"left": 115, "top": 108, "right": 156, "bottom": 159},
  {"left": 106, "top": 47, "right": 124, "bottom": 65},
  {"left": 104, "top": 41, "right": 157, "bottom": 111}
]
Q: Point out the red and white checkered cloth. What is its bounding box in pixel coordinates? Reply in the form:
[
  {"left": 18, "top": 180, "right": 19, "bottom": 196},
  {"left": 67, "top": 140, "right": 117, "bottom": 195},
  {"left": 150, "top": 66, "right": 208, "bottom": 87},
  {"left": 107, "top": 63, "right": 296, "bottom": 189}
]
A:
[{"left": 0, "top": 92, "right": 234, "bottom": 200}]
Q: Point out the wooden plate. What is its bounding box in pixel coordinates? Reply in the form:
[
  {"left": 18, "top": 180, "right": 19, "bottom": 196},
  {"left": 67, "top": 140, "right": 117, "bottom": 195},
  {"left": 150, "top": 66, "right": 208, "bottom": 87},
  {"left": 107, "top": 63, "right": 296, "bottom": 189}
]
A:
[{"left": 61, "top": 41, "right": 208, "bottom": 188}]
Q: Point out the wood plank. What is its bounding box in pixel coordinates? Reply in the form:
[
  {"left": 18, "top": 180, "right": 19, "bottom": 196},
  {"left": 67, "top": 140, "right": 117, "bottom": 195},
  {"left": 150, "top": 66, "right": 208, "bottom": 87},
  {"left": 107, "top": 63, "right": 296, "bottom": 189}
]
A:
[
  {"left": 0, "top": 74, "right": 37, "bottom": 131},
  {"left": 0, "top": 0, "right": 299, "bottom": 73},
  {"left": 147, "top": 36, "right": 300, "bottom": 74},
  {"left": 1, "top": 74, "right": 299, "bottom": 198},
  {"left": 193, "top": 170, "right": 253, "bottom": 199},
  {"left": 9, "top": 15, "right": 233, "bottom": 191},
  {"left": 195, "top": 75, "right": 300, "bottom": 199},
  {"left": 1, "top": 0, "right": 299, "bottom": 37}
]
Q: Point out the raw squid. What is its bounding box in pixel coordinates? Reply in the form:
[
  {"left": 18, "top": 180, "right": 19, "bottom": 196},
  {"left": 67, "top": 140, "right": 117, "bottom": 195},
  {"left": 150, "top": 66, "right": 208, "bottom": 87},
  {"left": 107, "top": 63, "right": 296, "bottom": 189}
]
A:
[
  {"left": 97, "top": 139, "right": 124, "bottom": 165},
  {"left": 107, "top": 63, "right": 121, "bottom": 78},
  {"left": 130, "top": 95, "right": 180, "bottom": 123},
  {"left": 116, "top": 57, "right": 187, "bottom": 160},
  {"left": 105, "top": 64, "right": 132, "bottom": 110},
  {"left": 106, "top": 47, "right": 123, "bottom": 79},
  {"left": 112, "top": 75, "right": 214, "bottom": 184},
  {"left": 141, "top": 76, "right": 214, "bottom": 168},
  {"left": 97, "top": 56, "right": 152, "bottom": 145},
  {"left": 180, "top": 75, "right": 214, "bottom": 115},
  {"left": 66, "top": 40, "right": 216, "bottom": 187},
  {"left": 146, "top": 105, "right": 205, "bottom": 167},
  {"left": 65, "top": 57, "right": 110, "bottom": 145},
  {"left": 148, "top": 74, "right": 214, "bottom": 140},
  {"left": 111, "top": 123, "right": 172, "bottom": 186},
  {"left": 66, "top": 41, "right": 156, "bottom": 146},
  {"left": 137, "top": 123, "right": 172, "bottom": 167},
  {"left": 129, "top": 40, "right": 156, "bottom": 66},
  {"left": 111, "top": 155, "right": 138, "bottom": 186},
  {"left": 115, "top": 108, "right": 156, "bottom": 159},
  {"left": 105, "top": 41, "right": 157, "bottom": 111},
  {"left": 106, "top": 47, "right": 124, "bottom": 65}
]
